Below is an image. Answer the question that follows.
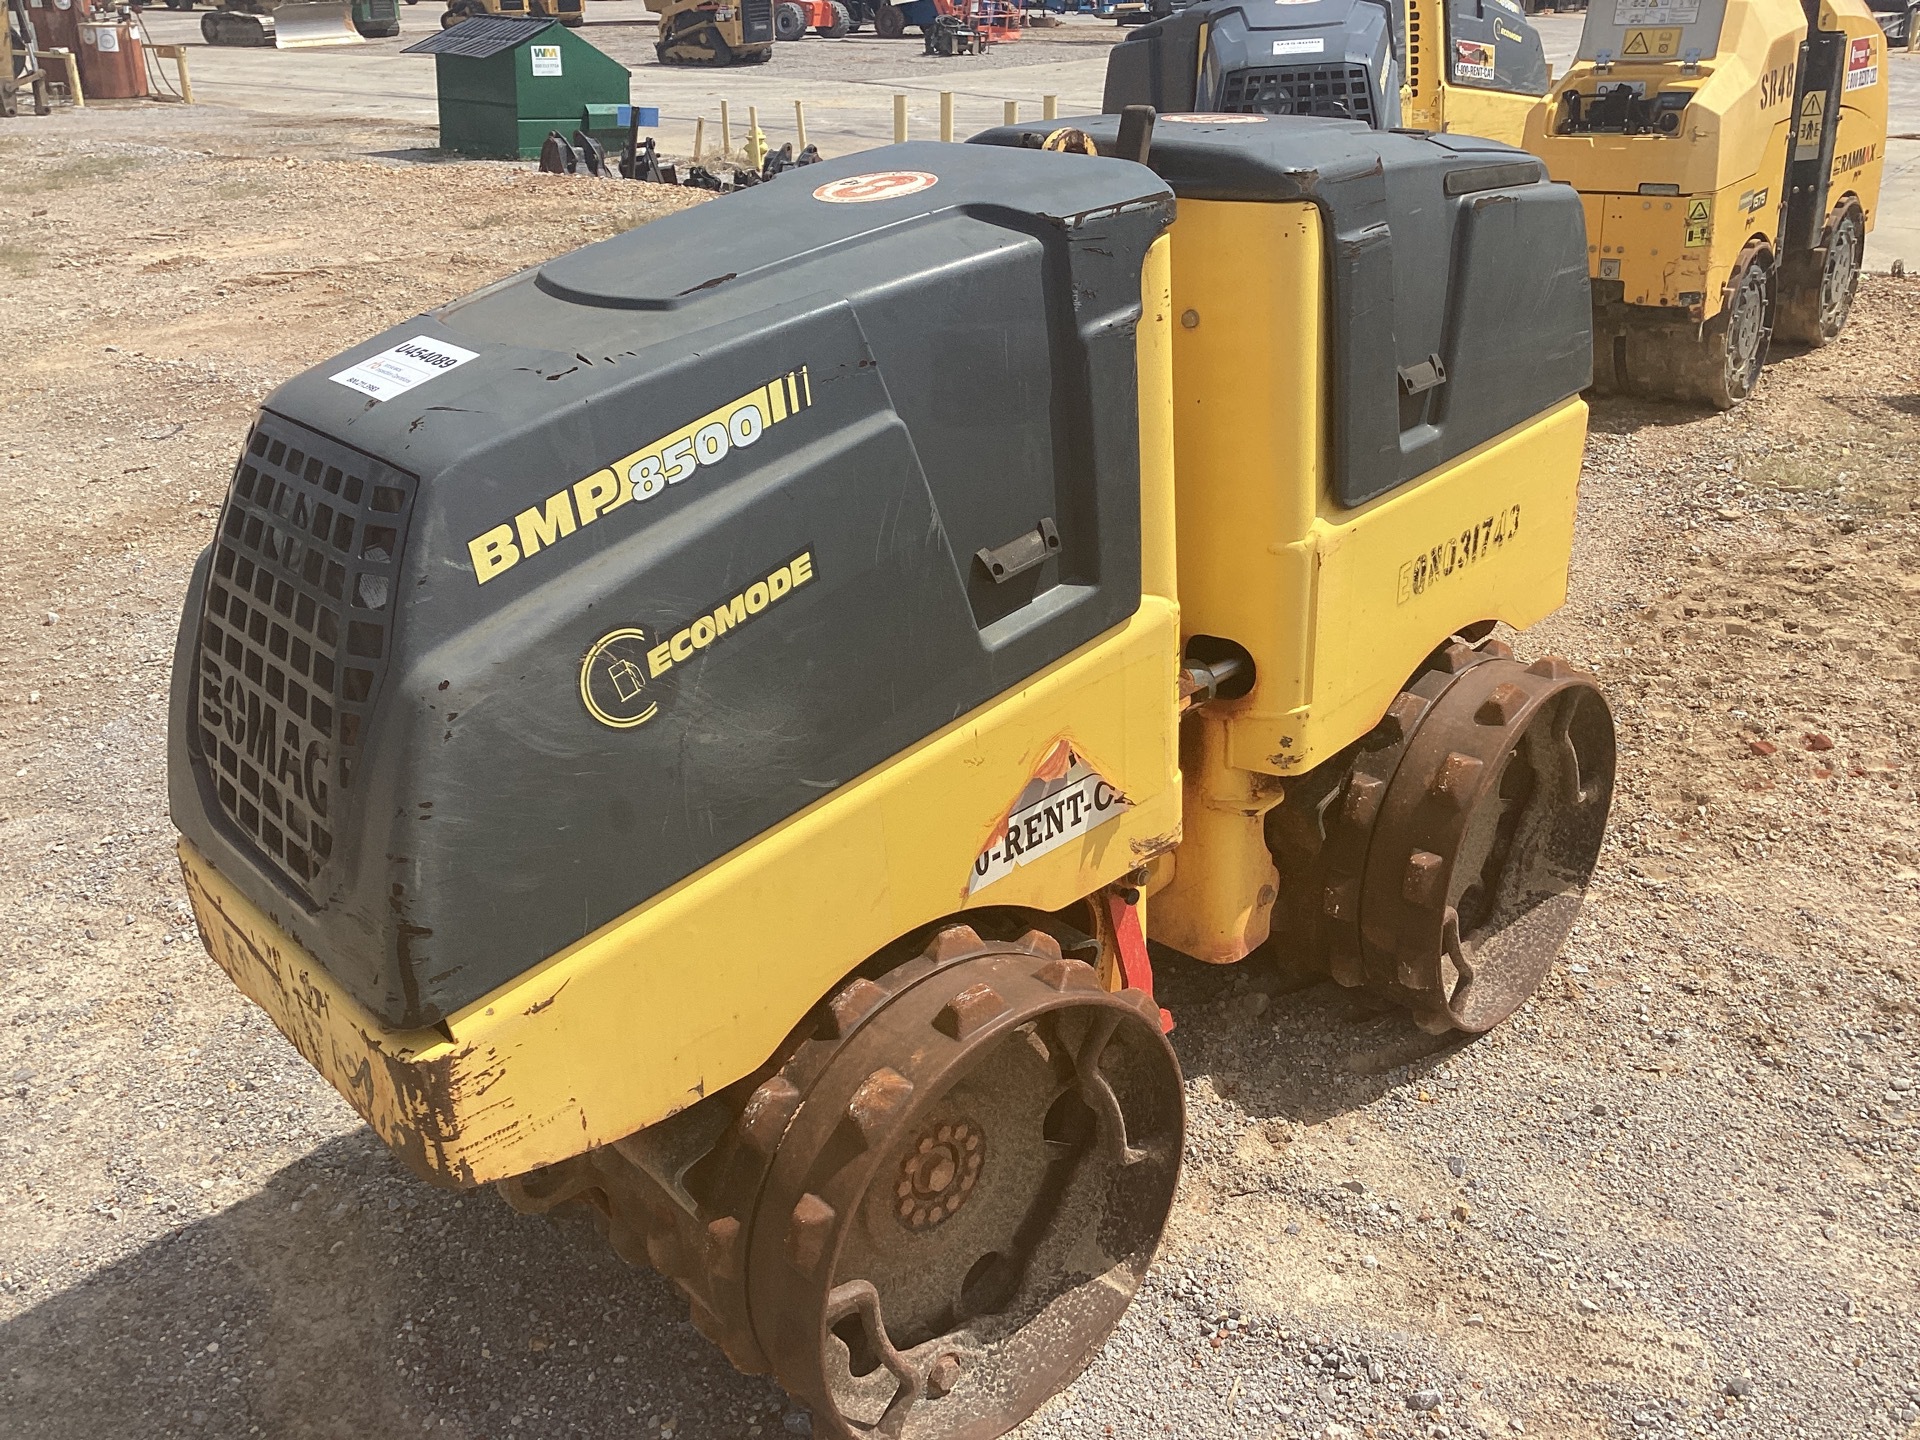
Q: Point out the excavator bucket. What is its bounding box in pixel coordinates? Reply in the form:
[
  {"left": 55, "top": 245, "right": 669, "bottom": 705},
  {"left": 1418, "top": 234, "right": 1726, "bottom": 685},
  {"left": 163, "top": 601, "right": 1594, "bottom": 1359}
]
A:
[{"left": 271, "top": 0, "right": 363, "bottom": 46}]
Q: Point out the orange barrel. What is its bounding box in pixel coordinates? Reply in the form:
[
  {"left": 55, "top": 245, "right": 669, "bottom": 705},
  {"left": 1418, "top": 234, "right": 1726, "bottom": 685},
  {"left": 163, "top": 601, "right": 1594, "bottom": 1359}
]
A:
[{"left": 75, "top": 17, "right": 148, "bottom": 99}]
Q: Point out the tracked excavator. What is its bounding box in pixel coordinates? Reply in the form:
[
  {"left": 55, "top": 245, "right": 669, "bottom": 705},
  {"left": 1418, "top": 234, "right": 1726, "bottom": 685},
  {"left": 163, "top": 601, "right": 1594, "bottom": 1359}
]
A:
[
  {"left": 1105, "top": 0, "right": 1889, "bottom": 406},
  {"left": 169, "top": 114, "right": 1616, "bottom": 1439}
]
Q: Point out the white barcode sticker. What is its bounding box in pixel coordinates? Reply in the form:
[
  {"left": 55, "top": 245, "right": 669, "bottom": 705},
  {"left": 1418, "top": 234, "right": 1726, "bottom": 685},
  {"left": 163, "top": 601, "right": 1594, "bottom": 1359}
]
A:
[{"left": 330, "top": 335, "right": 479, "bottom": 403}]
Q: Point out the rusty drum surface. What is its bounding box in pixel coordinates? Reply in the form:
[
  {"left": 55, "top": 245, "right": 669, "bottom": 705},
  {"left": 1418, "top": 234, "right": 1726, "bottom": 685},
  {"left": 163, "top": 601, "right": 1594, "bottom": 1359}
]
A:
[{"left": 76, "top": 18, "right": 148, "bottom": 100}]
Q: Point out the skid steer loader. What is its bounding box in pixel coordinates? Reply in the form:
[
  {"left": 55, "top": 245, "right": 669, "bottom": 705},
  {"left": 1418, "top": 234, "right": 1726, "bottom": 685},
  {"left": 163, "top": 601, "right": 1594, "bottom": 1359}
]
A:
[
  {"left": 649, "top": 0, "right": 775, "bottom": 61},
  {"left": 170, "top": 113, "right": 1615, "bottom": 1439},
  {"left": 436, "top": 0, "right": 582, "bottom": 31},
  {"left": 1105, "top": 0, "right": 1890, "bottom": 406}
]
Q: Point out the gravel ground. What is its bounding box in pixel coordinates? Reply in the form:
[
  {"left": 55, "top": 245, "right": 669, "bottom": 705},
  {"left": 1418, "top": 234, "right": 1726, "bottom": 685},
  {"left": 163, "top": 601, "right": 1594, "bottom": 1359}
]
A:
[{"left": 1, "top": 122, "right": 1917, "bottom": 1440}]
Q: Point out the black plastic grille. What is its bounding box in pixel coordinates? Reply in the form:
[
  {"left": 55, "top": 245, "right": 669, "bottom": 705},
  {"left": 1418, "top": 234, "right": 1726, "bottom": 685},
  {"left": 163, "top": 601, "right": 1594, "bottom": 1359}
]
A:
[
  {"left": 194, "top": 415, "right": 416, "bottom": 904},
  {"left": 741, "top": 0, "right": 773, "bottom": 44},
  {"left": 1221, "top": 64, "right": 1376, "bottom": 125}
]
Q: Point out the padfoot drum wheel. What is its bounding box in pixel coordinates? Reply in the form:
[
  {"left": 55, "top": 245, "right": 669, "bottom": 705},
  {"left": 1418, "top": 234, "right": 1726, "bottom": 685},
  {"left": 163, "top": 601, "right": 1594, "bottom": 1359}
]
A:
[
  {"left": 1304, "top": 639, "right": 1615, "bottom": 1036},
  {"left": 742, "top": 930, "right": 1184, "bottom": 1438},
  {"left": 513, "top": 925, "right": 1187, "bottom": 1440}
]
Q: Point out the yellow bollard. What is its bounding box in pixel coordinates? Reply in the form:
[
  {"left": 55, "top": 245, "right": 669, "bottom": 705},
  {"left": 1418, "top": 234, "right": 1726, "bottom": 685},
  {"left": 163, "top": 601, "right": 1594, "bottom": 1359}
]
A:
[
  {"left": 47, "top": 48, "right": 84, "bottom": 107},
  {"left": 1003, "top": 99, "right": 1018, "bottom": 126},
  {"left": 939, "top": 90, "right": 954, "bottom": 142},
  {"left": 748, "top": 105, "right": 767, "bottom": 170},
  {"left": 795, "top": 99, "right": 809, "bottom": 150},
  {"left": 894, "top": 92, "right": 908, "bottom": 143},
  {"left": 693, "top": 116, "right": 706, "bottom": 162},
  {"left": 1043, "top": 93, "right": 1057, "bottom": 121},
  {"left": 720, "top": 100, "right": 733, "bottom": 159}
]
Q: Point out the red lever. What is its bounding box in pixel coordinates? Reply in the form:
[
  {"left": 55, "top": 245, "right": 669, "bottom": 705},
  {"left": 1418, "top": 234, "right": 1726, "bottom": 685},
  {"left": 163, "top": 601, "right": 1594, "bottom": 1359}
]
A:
[{"left": 1105, "top": 889, "right": 1173, "bottom": 1034}]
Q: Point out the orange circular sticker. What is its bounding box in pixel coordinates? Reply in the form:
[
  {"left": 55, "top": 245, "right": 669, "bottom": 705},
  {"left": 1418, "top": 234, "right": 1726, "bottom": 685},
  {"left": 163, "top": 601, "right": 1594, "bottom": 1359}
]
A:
[
  {"left": 1160, "top": 113, "right": 1270, "bottom": 123},
  {"left": 812, "top": 171, "right": 940, "bottom": 203}
]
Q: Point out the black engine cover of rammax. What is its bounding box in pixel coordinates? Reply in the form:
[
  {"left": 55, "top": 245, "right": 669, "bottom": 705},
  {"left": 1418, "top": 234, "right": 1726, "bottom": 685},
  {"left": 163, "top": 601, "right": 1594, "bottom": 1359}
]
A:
[
  {"left": 975, "top": 115, "right": 1590, "bottom": 508},
  {"left": 168, "top": 144, "right": 1175, "bottom": 1029},
  {"left": 1103, "top": 0, "right": 1549, "bottom": 123}
]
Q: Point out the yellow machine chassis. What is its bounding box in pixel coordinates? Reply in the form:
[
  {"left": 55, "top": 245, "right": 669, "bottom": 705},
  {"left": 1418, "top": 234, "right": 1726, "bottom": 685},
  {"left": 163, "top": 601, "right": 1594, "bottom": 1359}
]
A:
[
  {"left": 182, "top": 200, "right": 1592, "bottom": 1188},
  {"left": 180, "top": 595, "right": 1183, "bottom": 1186},
  {"left": 1145, "top": 199, "right": 1583, "bottom": 961},
  {"left": 1525, "top": 0, "right": 1888, "bottom": 315}
]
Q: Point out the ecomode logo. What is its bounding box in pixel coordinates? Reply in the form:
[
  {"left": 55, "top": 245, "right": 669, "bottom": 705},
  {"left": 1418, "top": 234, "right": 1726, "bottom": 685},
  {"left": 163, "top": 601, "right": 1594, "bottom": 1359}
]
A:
[
  {"left": 579, "top": 629, "right": 660, "bottom": 730},
  {"left": 578, "top": 553, "right": 816, "bottom": 731}
]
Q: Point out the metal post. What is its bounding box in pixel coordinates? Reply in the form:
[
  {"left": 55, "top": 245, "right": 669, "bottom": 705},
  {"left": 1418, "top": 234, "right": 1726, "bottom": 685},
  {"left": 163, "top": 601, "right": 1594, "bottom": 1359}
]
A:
[
  {"left": 148, "top": 43, "right": 193, "bottom": 105},
  {"left": 48, "top": 47, "right": 82, "bottom": 106},
  {"left": 693, "top": 116, "right": 706, "bottom": 162},
  {"left": 893, "top": 92, "right": 908, "bottom": 143},
  {"left": 939, "top": 90, "right": 954, "bottom": 142},
  {"left": 747, "top": 105, "right": 767, "bottom": 170},
  {"left": 1042, "top": 93, "right": 1056, "bottom": 120},
  {"left": 794, "top": 99, "right": 808, "bottom": 150},
  {"left": 1003, "top": 99, "right": 1018, "bottom": 126},
  {"left": 720, "top": 100, "right": 732, "bottom": 158}
]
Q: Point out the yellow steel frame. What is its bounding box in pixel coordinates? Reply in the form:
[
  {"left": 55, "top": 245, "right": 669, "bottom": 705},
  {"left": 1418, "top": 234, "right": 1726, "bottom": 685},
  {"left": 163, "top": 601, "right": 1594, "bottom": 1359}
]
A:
[
  {"left": 1140, "top": 199, "right": 1586, "bottom": 962},
  {"left": 1399, "top": 0, "right": 1540, "bottom": 147},
  {"left": 1822, "top": 0, "right": 1888, "bottom": 234}
]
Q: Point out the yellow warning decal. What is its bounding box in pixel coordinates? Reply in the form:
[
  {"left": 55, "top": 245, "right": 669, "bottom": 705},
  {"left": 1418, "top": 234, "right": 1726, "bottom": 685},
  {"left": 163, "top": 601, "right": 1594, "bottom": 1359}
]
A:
[
  {"left": 1795, "top": 91, "right": 1826, "bottom": 154},
  {"left": 1685, "top": 195, "right": 1711, "bottom": 245},
  {"left": 1621, "top": 26, "right": 1681, "bottom": 56}
]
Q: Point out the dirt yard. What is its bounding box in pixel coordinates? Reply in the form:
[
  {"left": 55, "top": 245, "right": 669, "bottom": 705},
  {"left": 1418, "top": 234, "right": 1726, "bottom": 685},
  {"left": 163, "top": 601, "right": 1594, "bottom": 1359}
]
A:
[{"left": 0, "top": 118, "right": 1916, "bottom": 1440}]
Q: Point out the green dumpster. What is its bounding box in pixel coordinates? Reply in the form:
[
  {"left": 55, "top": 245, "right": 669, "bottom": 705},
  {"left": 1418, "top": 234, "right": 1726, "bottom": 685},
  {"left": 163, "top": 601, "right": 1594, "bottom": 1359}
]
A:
[{"left": 403, "top": 15, "right": 631, "bottom": 161}]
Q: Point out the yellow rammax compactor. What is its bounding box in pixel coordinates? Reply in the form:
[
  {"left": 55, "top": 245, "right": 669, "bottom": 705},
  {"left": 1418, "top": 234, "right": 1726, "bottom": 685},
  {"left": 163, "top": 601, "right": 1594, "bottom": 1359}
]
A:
[
  {"left": 1529, "top": 0, "right": 1889, "bottom": 404},
  {"left": 170, "top": 119, "right": 1615, "bottom": 1438},
  {"left": 1105, "top": 0, "right": 1890, "bottom": 406}
]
